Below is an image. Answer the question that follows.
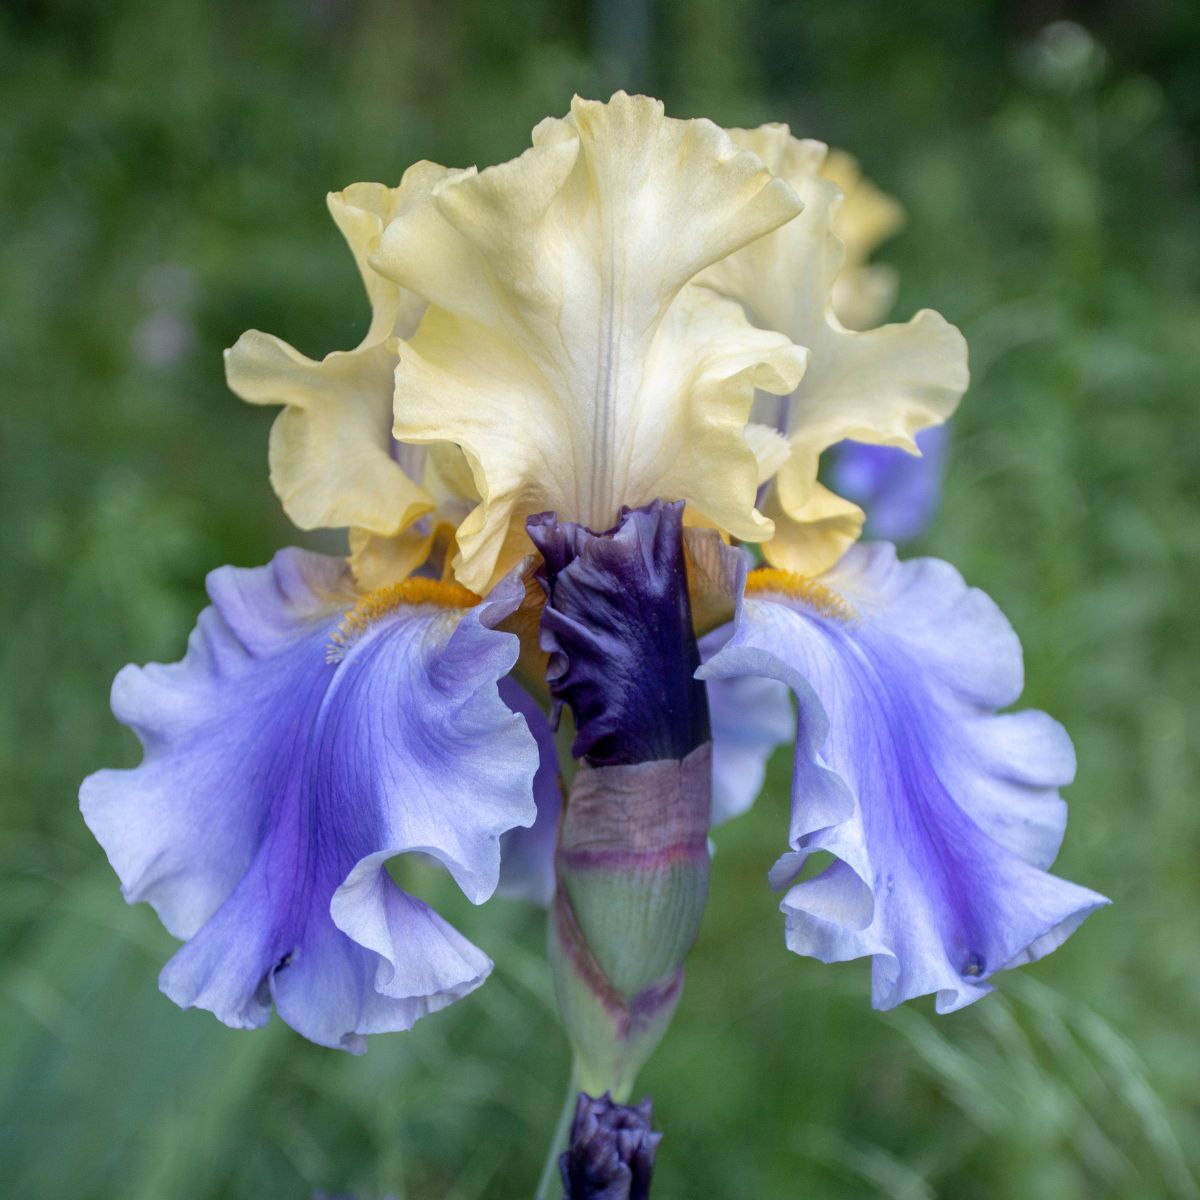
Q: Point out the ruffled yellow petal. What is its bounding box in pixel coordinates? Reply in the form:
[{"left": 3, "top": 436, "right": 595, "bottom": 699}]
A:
[
  {"left": 326, "top": 182, "right": 432, "bottom": 344},
  {"left": 820, "top": 149, "right": 905, "bottom": 331},
  {"left": 698, "top": 123, "right": 968, "bottom": 574},
  {"left": 762, "top": 473, "right": 864, "bottom": 577},
  {"left": 744, "top": 421, "right": 792, "bottom": 485},
  {"left": 373, "top": 92, "right": 807, "bottom": 594},
  {"left": 225, "top": 165, "right": 465, "bottom": 542},
  {"left": 348, "top": 525, "right": 437, "bottom": 593},
  {"left": 784, "top": 306, "right": 968, "bottom": 456},
  {"left": 831, "top": 263, "right": 899, "bottom": 334},
  {"left": 225, "top": 331, "right": 432, "bottom": 536},
  {"left": 820, "top": 150, "right": 905, "bottom": 264},
  {"left": 347, "top": 446, "right": 478, "bottom": 590}
]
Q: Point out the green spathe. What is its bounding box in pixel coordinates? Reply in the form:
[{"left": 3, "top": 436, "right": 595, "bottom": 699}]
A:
[{"left": 550, "top": 745, "right": 712, "bottom": 1098}]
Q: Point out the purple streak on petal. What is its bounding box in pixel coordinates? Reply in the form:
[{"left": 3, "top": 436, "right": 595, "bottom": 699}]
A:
[
  {"left": 527, "top": 500, "right": 709, "bottom": 767},
  {"left": 699, "top": 542, "right": 1108, "bottom": 1012},
  {"left": 496, "top": 677, "right": 562, "bottom": 905},
  {"left": 80, "top": 549, "right": 538, "bottom": 1050},
  {"left": 830, "top": 424, "right": 948, "bottom": 542}
]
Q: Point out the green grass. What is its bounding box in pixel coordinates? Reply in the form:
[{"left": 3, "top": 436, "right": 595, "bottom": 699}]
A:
[{"left": 3, "top": 1, "right": 1199, "bottom": 1196}]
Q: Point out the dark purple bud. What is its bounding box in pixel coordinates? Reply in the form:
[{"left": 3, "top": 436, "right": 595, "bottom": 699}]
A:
[
  {"left": 527, "top": 500, "right": 709, "bottom": 766},
  {"left": 560, "top": 1092, "right": 661, "bottom": 1200}
]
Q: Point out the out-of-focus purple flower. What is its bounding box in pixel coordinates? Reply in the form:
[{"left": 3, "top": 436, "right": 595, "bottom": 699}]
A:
[
  {"left": 132, "top": 311, "right": 196, "bottom": 368},
  {"left": 701, "top": 543, "right": 1108, "bottom": 1011},
  {"left": 80, "top": 550, "right": 539, "bottom": 1050},
  {"left": 132, "top": 263, "right": 198, "bottom": 368},
  {"left": 560, "top": 1092, "right": 661, "bottom": 1200},
  {"left": 829, "top": 424, "right": 948, "bottom": 543}
]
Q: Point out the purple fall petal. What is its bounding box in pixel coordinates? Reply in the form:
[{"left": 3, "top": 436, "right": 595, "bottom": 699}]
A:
[
  {"left": 830, "top": 423, "right": 948, "bottom": 542},
  {"left": 699, "top": 542, "right": 1107, "bottom": 1012},
  {"left": 80, "top": 549, "right": 538, "bottom": 1050}
]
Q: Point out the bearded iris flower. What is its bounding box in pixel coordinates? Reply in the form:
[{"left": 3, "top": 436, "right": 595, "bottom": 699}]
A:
[{"left": 82, "top": 91, "right": 1105, "bottom": 1132}]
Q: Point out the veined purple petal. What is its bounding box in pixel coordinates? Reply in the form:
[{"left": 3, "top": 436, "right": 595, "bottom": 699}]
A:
[
  {"left": 830, "top": 424, "right": 948, "bottom": 542},
  {"left": 527, "top": 501, "right": 708, "bottom": 766},
  {"left": 80, "top": 549, "right": 538, "bottom": 1050},
  {"left": 699, "top": 543, "right": 1107, "bottom": 1012}
]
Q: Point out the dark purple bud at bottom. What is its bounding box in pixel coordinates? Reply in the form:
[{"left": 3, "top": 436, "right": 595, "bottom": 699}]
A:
[{"left": 560, "top": 1092, "right": 661, "bottom": 1200}]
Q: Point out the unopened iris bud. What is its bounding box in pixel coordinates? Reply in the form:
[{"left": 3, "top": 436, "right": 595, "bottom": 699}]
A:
[
  {"left": 528, "top": 500, "right": 711, "bottom": 1098},
  {"left": 559, "top": 1092, "right": 661, "bottom": 1200}
]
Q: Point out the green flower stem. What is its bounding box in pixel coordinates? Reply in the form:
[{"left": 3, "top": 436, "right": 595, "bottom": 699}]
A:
[{"left": 534, "top": 1065, "right": 580, "bottom": 1200}]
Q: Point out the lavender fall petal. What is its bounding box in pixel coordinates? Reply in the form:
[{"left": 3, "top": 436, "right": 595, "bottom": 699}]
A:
[
  {"left": 700, "top": 542, "right": 1108, "bottom": 1012},
  {"left": 700, "top": 625, "right": 795, "bottom": 825},
  {"left": 80, "top": 549, "right": 539, "bottom": 1049}
]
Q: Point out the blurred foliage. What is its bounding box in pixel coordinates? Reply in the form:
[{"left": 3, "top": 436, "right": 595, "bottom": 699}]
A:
[{"left": 2, "top": 1, "right": 1199, "bottom": 1197}]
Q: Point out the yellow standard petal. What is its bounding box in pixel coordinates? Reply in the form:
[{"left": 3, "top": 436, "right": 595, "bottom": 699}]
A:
[
  {"left": 820, "top": 149, "right": 906, "bottom": 331},
  {"left": 372, "top": 92, "right": 808, "bottom": 594},
  {"left": 698, "top": 123, "right": 969, "bottom": 576},
  {"left": 348, "top": 444, "right": 478, "bottom": 591},
  {"left": 225, "top": 166, "right": 466, "bottom": 550}
]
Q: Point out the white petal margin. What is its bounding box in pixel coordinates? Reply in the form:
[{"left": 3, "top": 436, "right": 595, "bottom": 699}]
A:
[
  {"left": 80, "top": 550, "right": 539, "bottom": 1051},
  {"left": 697, "top": 124, "right": 969, "bottom": 577},
  {"left": 373, "top": 92, "right": 807, "bottom": 593},
  {"left": 698, "top": 544, "right": 1108, "bottom": 1012},
  {"left": 224, "top": 167, "right": 462, "bottom": 543}
]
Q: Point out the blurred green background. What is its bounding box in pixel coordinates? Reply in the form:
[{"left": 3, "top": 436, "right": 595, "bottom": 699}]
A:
[{"left": 3, "top": 1, "right": 1199, "bottom": 1196}]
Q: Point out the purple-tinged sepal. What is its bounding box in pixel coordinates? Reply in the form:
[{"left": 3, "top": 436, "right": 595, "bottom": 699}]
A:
[
  {"left": 560, "top": 1092, "right": 661, "bottom": 1200},
  {"left": 700, "top": 543, "right": 1108, "bottom": 1012},
  {"left": 80, "top": 549, "right": 539, "bottom": 1050},
  {"left": 530, "top": 501, "right": 713, "bottom": 1096}
]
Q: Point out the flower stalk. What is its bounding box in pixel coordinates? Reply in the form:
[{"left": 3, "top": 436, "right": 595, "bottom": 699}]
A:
[{"left": 529, "top": 501, "right": 713, "bottom": 1099}]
